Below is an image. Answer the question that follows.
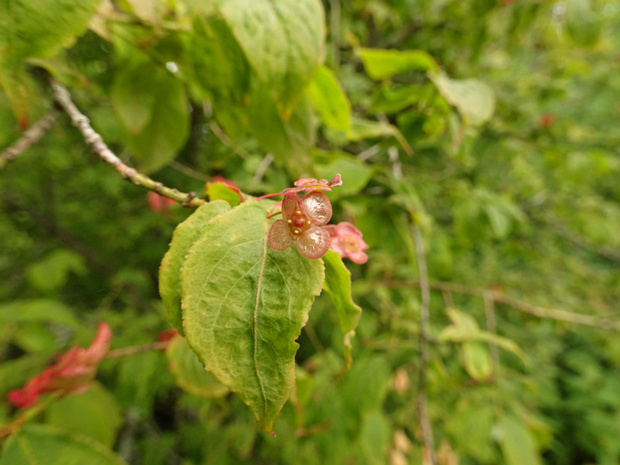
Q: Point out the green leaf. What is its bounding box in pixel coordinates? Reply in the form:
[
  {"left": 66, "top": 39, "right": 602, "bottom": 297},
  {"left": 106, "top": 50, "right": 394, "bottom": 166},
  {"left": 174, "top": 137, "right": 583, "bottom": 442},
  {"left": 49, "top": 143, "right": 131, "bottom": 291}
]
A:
[
  {"left": 0, "top": 299, "right": 80, "bottom": 328},
  {"left": 0, "top": 0, "right": 100, "bottom": 122},
  {"left": 357, "top": 48, "right": 438, "bottom": 80},
  {"left": 217, "top": 0, "right": 325, "bottom": 117},
  {"left": 46, "top": 383, "right": 123, "bottom": 448},
  {"left": 180, "top": 201, "right": 325, "bottom": 431},
  {"left": 358, "top": 410, "right": 391, "bottom": 465},
  {"left": 315, "top": 155, "right": 373, "bottom": 197},
  {"left": 159, "top": 201, "right": 231, "bottom": 334},
  {"left": 308, "top": 66, "right": 351, "bottom": 132},
  {"left": 462, "top": 341, "right": 492, "bottom": 381},
  {"left": 499, "top": 415, "right": 543, "bottom": 465},
  {"left": 205, "top": 182, "right": 242, "bottom": 207},
  {"left": 122, "top": 62, "right": 190, "bottom": 173},
  {"left": 166, "top": 335, "right": 229, "bottom": 398},
  {"left": 26, "top": 249, "right": 86, "bottom": 293},
  {"left": 439, "top": 308, "right": 529, "bottom": 365},
  {"left": 0, "top": 424, "right": 127, "bottom": 465},
  {"left": 347, "top": 117, "right": 412, "bottom": 155},
  {"left": 322, "top": 250, "right": 362, "bottom": 369},
  {"left": 111, "top": 59, "right": 158, "bottom": 135},
  {"left": 430, "top": 72, "right": 495, "bottom": 126},
  {"left": 247, "top": 84, "right": 314, "bottom": 171}
]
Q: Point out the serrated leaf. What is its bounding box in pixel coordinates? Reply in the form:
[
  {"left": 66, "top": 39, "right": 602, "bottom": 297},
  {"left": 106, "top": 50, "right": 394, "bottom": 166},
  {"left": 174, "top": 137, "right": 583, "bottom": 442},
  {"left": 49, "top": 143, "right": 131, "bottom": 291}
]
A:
[
  {"left": 46, "top": 383, "right": 122, "bottom": 448},
  {"left": 322, "top": 250, "right": 362, "bottom": 369},
  {"left": 0, "top": 0, "right": 100, "bottom": 122},
  {"left": 180, "top": 201, "right": 324, "bottom": 431},
  {"left": 159, "top": 201, "right": 231, "bottom": 334},
  {"left": 358, "top": 48, "right": 438, "bottom": 80},
  {"left": 308, "top": 66, "right": 351, "bottom": 132},
  {"left": 217, "top": 0, "right": 325, "bottom": 117},
  {"left": 0, "top": 424, "right": 127, "bottom": 465},
  {"left": 430, "top": 72, "right": 495, "bottom": 126},
  {"left": 499, "top": 415, "right": 543, "bottom": 465},
  {"left": 166, "top": 335, "right": 229, "bottom": 398}
]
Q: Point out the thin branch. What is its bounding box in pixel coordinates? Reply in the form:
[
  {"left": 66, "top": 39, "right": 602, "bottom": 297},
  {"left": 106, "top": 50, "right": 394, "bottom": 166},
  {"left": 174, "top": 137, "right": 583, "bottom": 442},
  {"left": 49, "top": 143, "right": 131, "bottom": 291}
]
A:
[
  {"left": 483, "top": 292, "right": 499, "bottom": 369},
  {"left": 50, "top": 81, "right": 202, "bottom": 207},
  {"left": 411, "top": 224, "right": 435, "bottom": 465},
  {"left": 0, "top": 111, "right": 57, "bottom": 169},
  {"left": 426, "top": 280, "right": 620, "bottom": 330},
  {"left": 252, "top": 153, "right": 274, "bottom": 184},
  {"left": 170, "top": 161, "right": 210, "bottom": 183},
  {"left": 553, "top": 224, "right": 620, "bottom": 263},
  {"left": 105, "top": 341, "right": 169, "bottom": 359}
]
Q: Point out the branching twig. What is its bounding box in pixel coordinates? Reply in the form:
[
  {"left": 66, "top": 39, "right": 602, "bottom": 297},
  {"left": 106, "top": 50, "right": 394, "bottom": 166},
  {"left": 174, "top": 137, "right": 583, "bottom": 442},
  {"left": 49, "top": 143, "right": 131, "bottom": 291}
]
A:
[
  {"left": 0, "top": 111, "right": 57, "bottom": 169},
  {"left": 411, "top": 224, "right": 435, "bottom": 465},
  {"left": 50, "top": 81, "right": 202, "bottom": 207},
  {"left": 426, "top": 281, "right": 620, "bottom": 330}
]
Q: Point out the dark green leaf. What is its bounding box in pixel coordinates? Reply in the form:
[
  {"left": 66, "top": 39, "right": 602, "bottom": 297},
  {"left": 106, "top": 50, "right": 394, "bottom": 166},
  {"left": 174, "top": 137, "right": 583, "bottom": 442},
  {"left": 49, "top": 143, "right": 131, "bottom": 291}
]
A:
[
  {"left": 46, "top": 383, "right": 123, "bottom": 448},
  {"left": 0, "top": 424, "right": 127, "bottom": 465}
]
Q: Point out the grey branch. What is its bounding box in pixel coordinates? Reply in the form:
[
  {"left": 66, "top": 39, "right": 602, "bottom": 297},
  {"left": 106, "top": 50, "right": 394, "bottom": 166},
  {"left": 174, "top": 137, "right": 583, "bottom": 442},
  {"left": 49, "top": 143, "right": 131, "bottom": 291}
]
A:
[
  {"left": 0, "top": 111, "right": 57, "bottom": 169},
  {"left": 50, "top": 81, "right": 202, "bottom": 207}
]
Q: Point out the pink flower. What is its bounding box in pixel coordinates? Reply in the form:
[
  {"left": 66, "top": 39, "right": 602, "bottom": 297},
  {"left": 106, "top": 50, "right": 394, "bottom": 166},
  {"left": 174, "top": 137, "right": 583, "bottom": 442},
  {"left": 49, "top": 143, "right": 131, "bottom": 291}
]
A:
[
  {"left": 268, "top": 191, "right": 332, "bottom": 259},
  {"left": 324, "top": 222, "right": 369, "bottom": 264},
  {"left": 147, "top": 192, "right": 175, "bottom": 216},
  {"left": 8, "top": 323, "right": 112, "bottom": 408},
  {"left": 287, "top": 174, "right": 342, "bottom": 193}
]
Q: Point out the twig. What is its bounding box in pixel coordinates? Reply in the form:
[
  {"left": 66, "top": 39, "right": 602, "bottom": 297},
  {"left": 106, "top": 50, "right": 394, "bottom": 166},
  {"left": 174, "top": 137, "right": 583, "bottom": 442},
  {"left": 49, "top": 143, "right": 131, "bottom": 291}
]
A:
[
  {"left": 252, "top": 153, "right": 274, "bottom": 184},
  {"left": 50, "top": 81, "right": 202, "bottom": 207},
  {"left": 426, "top": 281, "right": 620, "bottom": 330},
  {"left": 552, "top": 224, "right": 620, "bottom": 263},
  {"left": 105, "top": 341, "right": 169, "bottom": 359},
  {"left": 170, "top": 161, "right": 210, "bottom": 182},
  {"left": 0, "top": 391, "right": 63, "bottom": 439},
  {"left": 329, "top": 0, "right": 341, "bottom": 70},
  {"left": 411, "top": 224, "right": 435, "bottom": 465},
  {"left": 483, "top": 292, "right": 499, "bottom": 369},
  {"left": 0, "top": 111, "right": 57, "bottom": 169}
]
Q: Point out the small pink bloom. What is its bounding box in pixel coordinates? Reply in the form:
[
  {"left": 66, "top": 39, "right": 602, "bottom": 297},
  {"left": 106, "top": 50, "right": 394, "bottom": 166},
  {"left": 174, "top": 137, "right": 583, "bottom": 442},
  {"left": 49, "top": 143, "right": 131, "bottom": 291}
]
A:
[
  {"left": 157, "top": 329, "right": 179, "bottom": 342},
  {"left": 7, "top": 323, "right": 112, "bottom": 408},
  {"left": 268, "top": 191, "right": 332, "bottom": 259},
  {"left": 325, "top": 222, "right": 369, "bottom": 264},
  {"left": 539, "top": 114, "right": 554, "bottom": 128},
  {"left": 288, "top": 174, "right": 342, "bottom": 193}
]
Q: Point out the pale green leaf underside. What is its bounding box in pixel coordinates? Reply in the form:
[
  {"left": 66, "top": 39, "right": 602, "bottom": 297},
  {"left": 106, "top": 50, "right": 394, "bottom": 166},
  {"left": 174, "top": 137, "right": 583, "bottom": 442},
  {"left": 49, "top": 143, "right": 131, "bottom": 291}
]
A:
[
  {"left": 430, "top": 72, "right": 496, "bottom": 126},
  {"left": 322, "top": 250, "right": 362, "bottom": 368},
  {"left": 308, "top": 65, "right": 351, "bottom": 132},
  {"left": 0, "top": 424, "right": 127, "bottom": 465},
  {"left": 166, "top": 336, "right": 229, "bottom": 398},
  {"left": 159, "top": 200, "right": 231, "bottom": 334},
  {"left": 181, "top": 201, "right": 324, "bottom": 431}
]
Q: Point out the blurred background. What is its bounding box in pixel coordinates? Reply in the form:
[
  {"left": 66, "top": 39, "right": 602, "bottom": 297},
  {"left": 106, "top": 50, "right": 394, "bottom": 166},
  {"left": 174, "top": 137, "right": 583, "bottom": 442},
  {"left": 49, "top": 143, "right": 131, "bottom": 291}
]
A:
[{"left": 1, "top": 0, "right": 620, "bottom": 464}]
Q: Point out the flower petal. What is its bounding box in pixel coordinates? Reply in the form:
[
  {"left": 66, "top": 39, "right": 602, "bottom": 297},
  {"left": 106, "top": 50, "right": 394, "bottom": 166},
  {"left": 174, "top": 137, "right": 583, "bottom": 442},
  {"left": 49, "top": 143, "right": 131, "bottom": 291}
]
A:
[
  {"left": 268, "top": 219, "right": 294, "bottom": 251},
  {"left": 296, "top": 226, "right": 330, "bottom": 259},
  {"left": 301, "top": 191, "right": 332, "bottom": 225},
  {"left": 281, "top": 192, "right": 300, "bottom": 220}
]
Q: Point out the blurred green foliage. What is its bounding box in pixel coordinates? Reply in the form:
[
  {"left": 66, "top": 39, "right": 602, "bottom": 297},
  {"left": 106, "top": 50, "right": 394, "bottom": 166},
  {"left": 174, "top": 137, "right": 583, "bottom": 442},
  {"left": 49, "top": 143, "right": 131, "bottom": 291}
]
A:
[{"left": 1, "top": 0, "right": 620, "bottom": 464}]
